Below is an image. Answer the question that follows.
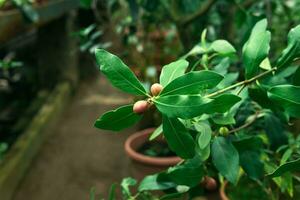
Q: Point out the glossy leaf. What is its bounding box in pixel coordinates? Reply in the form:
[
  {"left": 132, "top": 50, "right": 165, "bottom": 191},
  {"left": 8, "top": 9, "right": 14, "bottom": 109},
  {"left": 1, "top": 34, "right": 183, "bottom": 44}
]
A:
[
  {"left": 154, "top": 94, "right": 240, "bottom": 119},
  {"left": 138, "top": 173, "right": 176, "bottom": 191},
  {"left": 149, "top": 124, "right": 163, "bottom": 141},
  {"left": 212, "top": 137, "right": 239, "bottom": 184},
  {"left": 213, "top": 58, "right": 231, "bottom": 75},
  {"left": 267, "top": 158, "right": 300, "bottom": 178},
  {"left": 195, "top": 122, "right": 212, "bottom": 149},
  {"left": 160, "top": 60, "right": 189, "bottom": 87},
  {"left": 121, "top": 177, "right": 136, "bottom": 197},
  {"left": 268, "top": 85, "right": 300, "bottom": 117},
  {"left": 206, "top": 94, "right": 241, "bottom": 114},
  {"left": 243, "top": 19, "right": 271, "bottom": 79},
  {"left": 196, "top": 142, "right": 210, "bottom": 161},
  {"left": 167, "top": 156, "right": 203, "bottom": 187},
  {"left": 263, "top": 111, "right": 288, "bottom": 149},
  {"left": 94, "top": 105, "right": 142, "bottom": 131},
  {"left": 232, "top": 135, "right": 263, "bottom": 152},
  {"left": 211, "top": 113, "right": 236, "bottom": 125},
  {"left": 160, "top": 192, "right": 184, "bottom": 200},
  {"left": 265, "top": 162, "right": 294, "bottom": 197},
  {"left": 277, "top": 25, "right": 300, "bottom": 68},
  {"left": 293, "top": 67, "right": 300, "bottom": 86},
  {"left": 216, "top": 72, "right": 239, "bottom": 89},
  {"left": 154, "top": 95, "right": 212, "bottom": 119},
  {"left": 210, "top": 40, "right": 236, "bottom": 55},
  {"left": 95, "top": 49, "right": 146, "bottom": 95},
  {"left": 259, "top": 57, "right": 272, "bottom": 70},
  {"left": 162, "top": 116, "right": 195, "bottom": 159},
  {"left": 281, "top": 149, "right": 293, "bottom": 165},
  {"left": 183, "top": 44, "right": 205, "bottom": 58},
  {"left": 160, "top": 71, "right": 223, "bottom": 96},
  {"left": 108, "top": 183, "right": 116, "bottom": 200},
  {"left": 240, "top": 151, "right": 264, "bottom": 180}
]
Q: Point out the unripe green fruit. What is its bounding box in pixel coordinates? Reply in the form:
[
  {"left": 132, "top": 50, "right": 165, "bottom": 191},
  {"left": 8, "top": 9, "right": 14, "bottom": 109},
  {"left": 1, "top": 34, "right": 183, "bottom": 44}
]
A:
[
  {"left": 133, "top": 100, "right": 149, "bottom": 114},
  {"left": 150, "top": 83, "right": 163, "bottom": 96},
  {"left": 219, "top": 127, "right": 229, "bottom": 136}
]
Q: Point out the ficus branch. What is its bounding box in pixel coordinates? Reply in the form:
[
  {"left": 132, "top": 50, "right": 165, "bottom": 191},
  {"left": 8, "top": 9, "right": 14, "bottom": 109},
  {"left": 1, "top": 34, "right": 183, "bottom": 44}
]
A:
[
  {"left": 205, "top": 67, "right": 277, "bottom": 98},
  {"left": 227, "top": 111, "right": 260, "bottom": 134}
]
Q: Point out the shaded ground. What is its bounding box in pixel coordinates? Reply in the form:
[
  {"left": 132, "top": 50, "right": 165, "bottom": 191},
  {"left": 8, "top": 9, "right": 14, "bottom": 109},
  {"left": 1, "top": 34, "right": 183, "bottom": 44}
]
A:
[{"left": 13, "top": 76, "right": 137, "bottom": 200}]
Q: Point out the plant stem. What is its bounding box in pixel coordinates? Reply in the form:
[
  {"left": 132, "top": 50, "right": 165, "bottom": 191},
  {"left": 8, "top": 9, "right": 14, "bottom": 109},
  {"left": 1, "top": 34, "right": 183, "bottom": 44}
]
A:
[
  {"left": 227, "top": 111, "right": 259, "bottom": 134},
  {"left": 190, "top": 58, "right": 202, "bottom": 71},
  {"left": 205, "top": 67, "right": 277, "bottom": 98}
]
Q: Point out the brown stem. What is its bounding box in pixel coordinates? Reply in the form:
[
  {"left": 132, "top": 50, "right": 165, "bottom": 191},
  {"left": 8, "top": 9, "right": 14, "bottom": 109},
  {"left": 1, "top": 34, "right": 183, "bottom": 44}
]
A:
[
  {"left": 205, "top": 67, "right": 277, "bottom": 98},
  {"left": 227, "top": 111, "right": 259, "bottom": 134},
  {"left": 220, "top": 181, "right": 229, "bottom": 200}
]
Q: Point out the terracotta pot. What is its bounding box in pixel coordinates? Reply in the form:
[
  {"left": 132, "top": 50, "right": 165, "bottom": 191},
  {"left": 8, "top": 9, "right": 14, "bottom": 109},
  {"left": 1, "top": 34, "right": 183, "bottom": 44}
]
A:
[{"left": 124, "top": 128, "right": 181, "bottom": 180}]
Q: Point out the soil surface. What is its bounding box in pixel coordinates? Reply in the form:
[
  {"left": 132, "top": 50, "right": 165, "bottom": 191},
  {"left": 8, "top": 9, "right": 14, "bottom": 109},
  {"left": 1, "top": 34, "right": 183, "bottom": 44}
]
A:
[{"left": 12, "top": 76, "right": 138, "bottom": 200}]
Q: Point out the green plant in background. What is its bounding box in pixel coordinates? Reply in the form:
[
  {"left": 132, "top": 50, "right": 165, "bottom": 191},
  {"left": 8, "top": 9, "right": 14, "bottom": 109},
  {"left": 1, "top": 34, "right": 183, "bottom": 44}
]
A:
[
  {"left": 94, "top": 18, "right": 300, "bottom": 199},
  {"left": 73, "top": 24, "right": 111, "bottom": 54},
  {"left": 0, "top": 0, "right": 39, "bottom": 22},
  {"left": 0, "top": 143, "right": 8, "bottom": 162},
  {"left": 0, "top": 59, "right": 23, "bottom": 86}
]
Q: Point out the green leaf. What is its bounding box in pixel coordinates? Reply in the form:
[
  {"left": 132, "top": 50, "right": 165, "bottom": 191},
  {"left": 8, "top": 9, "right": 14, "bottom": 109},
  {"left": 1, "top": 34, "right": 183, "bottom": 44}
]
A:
[
  {"left": 212, "top": 137, "right": 239, "bottom": 184},
  {"left": 243, "top": 19, "right": 271, "bottom": 79},
  {"left": 94, "top": 105, "right": 142, "bottom": 131},
  {"left": 160, "top": 60, "right": 189, "bottom": 87},
  {"left": 259, "top": 57, "right": 272, "bottom": 70},
  {"left": 121, "top": 177, "right": 137, "bottom": 198},
  {"left": 196, "top": 142, "right": 210, "bottom": 161},
  {"left": 240, "top": 151, "right": 264, "bottom": 180},
  {"left": 210, "top": 40, "right": 236, "bottom": 55},
  {"left": 281, "top": 149, "right": 293, "bottom": 165},
  {"left": 108, "top": 183, "right": 116, "bottom": 200},
  {"left": 160, "top": 192, "right": 184, "bottom": 200},
  {"left": 213, "top": 58, "right": 231, "bottom": 75},
  {"left": 293, "top": 67, "right": 300, "bottom": 86},
  {"left": 206, "top": 94, "right": 241, "bottom": 114},
  {"left": 268, "top": 85, "right": 300, "bottom": 117},
  {"left": 95, "top": 49, "right": 146, "bottom": 95},
  {"left": 265, "top": 162, "right": 294, "bottom": 197},
  {"left": 263, "top": 111, "right": 288, "bottom": 149},
  {"left": 183, "top": 44, "right": 205, "bottom": 59},
  {"left": 211, "top": 113, "right": 236, "bottom": 125},
  {"left": 267, "top": 158, "right": 300, "bottom": 178},
  {"left": 216, "top": 72, "right": 239, "bottom": 89},
  {"left": 138, "top": 173, "right": 176, "bottom": 191},
  {"left": 162, "top": 116, "right": 195, "bottom": 159},
  {"left": 195, "top": 122, "right": 212, "bottom": 149},
  {"left": 149, "top": 124, "right": 163, "bottom": 141},
  {"left": 167, "top": 156, "right": 203, "bottom": 187},
  {"left": 154, "top": 95, "right": 212, "bottom": 119},
  {"left": 232, "top": 135, "right": 263, "bottom": 152},
  {"left": 89, "top": 187, "right": 96, "bottom": 200},
  {"left": 80, "top": 0, "right": 92, "bottom": 9},
  {"left": 277, "top": 25, "right": 300, "bottom": 68},
  {"left": 154, "top": 94, "right": 240, "bottom": 119},
  {"left": 160, "top": 71, "right": 223, "bottom": 96}
]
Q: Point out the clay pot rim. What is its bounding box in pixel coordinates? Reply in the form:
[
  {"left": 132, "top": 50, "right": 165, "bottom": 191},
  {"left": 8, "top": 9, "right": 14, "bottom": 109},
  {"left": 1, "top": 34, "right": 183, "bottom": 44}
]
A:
[{"left": 124, "top": 128, "right": 181, "bottom": 167}]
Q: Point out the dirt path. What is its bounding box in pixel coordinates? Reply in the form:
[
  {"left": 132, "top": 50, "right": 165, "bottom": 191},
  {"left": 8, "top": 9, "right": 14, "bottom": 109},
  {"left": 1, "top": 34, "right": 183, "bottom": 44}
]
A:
[{"left": 13, "top": 76, "right": 138, "bottom": 200}]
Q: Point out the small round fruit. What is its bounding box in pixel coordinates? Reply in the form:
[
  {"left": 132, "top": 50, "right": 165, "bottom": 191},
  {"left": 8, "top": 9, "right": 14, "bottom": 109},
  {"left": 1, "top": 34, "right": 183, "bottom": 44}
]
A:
[
  {"left": 150, "top": 83, "right": 163, "bottom": 96},
  {"left": 203, "top": 176, "right": 217, "bottom": 191},
  {"left": 219, "top": 127, "right": 229, "bottom": 136},
  {"left": 133, "top": 100, "right": 149, "bottom": 114}
]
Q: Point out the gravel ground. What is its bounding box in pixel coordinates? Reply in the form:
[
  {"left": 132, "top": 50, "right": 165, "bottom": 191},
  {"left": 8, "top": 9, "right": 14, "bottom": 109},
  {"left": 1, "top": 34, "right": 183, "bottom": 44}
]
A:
[{"left": 13, "top": 76, "right": 137, "bottom": 200}]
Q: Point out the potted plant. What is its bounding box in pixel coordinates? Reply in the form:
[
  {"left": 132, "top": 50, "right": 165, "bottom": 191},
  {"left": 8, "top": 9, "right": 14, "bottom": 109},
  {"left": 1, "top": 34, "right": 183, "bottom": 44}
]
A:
[
  {"left": 124, "top": 127, "right": 181, "bottom": 180},
  {"left": 94, "top": 19, "right": 300, "bottom": 199}
]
